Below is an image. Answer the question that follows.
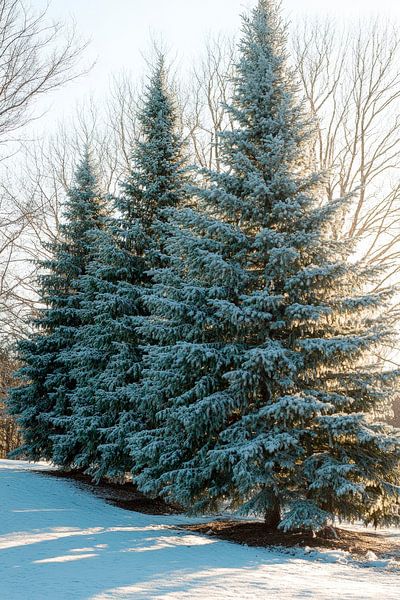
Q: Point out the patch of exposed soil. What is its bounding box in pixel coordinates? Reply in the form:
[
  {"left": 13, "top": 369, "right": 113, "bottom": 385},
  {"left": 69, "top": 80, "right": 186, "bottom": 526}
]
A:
[
  {"left": 37, "top": 469, "right": 400, "bottom": 561},
  {"left": 181, "top": 520, "right": 400, "bottom": 561},
  {"left": 37, "top": 468, "right": 180, "bottom": 515}
]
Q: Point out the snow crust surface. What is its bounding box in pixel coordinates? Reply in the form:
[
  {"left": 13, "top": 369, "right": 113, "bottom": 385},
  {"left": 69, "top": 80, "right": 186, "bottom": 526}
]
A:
[{"left": 0, "top": 459, "right": 398, "bottom": 599}]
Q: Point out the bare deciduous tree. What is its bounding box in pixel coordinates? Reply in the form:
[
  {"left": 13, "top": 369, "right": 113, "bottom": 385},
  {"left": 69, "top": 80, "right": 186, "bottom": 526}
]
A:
[
  {"left": 183, "top": 35, "right": 236, "bottom": 172},
  {"left": 292, "top": 19, "right": 400, "bottom": 290},
  {"left": 0, "top": 0, "right": 89, "bottom": 147},
  {"left": 0, "top": 346, "right": 20, "bottom": 456},
  {"left": 0, "top": 0, "right": 89, "bottom": 340}
]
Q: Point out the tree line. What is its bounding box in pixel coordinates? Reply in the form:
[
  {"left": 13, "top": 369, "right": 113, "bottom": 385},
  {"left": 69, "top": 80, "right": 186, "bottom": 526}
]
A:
[{"left": 5, "top": 0, "right": 400, "bottom": 532}]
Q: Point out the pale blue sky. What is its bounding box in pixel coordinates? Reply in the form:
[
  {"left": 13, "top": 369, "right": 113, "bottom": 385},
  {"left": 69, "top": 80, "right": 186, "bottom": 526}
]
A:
[{"left": 35, "top": 0, "right": 400, "bottom": 129}]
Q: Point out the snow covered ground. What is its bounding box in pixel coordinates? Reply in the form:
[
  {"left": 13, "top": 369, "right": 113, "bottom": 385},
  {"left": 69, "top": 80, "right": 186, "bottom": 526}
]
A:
[{"left": 0, "top": 459, "right": 398, "bottom": 599}]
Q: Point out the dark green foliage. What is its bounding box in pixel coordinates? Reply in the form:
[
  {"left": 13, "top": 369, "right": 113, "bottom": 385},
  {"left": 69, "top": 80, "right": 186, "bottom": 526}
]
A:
[{"left": 8, "top": 152, "right": 107, "bottom": 463}]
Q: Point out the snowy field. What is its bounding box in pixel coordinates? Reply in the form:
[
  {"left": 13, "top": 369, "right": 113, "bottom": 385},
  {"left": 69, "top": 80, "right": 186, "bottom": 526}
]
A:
[{"left": 0, "top": 460, "right": 398, "bottom": 600}]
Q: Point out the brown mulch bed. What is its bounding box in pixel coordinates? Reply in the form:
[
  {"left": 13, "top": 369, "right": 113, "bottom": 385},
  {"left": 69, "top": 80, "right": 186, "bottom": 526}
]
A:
[
  {"left": 181, "top": 520, "right": 400, "bottom": 561},
  {"left": 37, "top": 468, "right": 180, "bottom": 515},
  {"left": 37, "top": 469, "right": 400, "bottom": 561}
]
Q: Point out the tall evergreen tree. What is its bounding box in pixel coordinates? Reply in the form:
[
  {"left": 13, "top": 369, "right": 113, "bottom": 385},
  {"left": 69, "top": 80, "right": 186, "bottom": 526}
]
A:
[
  {"left": 62, "top": 56, "right": 190, "bottom": 479},
  {"left": 56, "top": 222, "right": 143, "bottom": 476},
  {"left": 8, "top": 152, "right": 106, "bottom": 463},
  {"left": 130, "top": 0, "right": 400, "bottom": 531}
]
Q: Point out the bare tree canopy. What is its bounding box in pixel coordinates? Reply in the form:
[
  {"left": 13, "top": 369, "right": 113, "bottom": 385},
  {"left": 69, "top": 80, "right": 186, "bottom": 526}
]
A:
[
  {"left": 0, "top": 0, "right": 89, "bottom": 144},
  {"left": 293, "top": 19, "right": 400, "bottom": 277},
  {"left": 183, "top": 35, "right": 236, "bottom": 172},
  {"left": 0, "top": 0, "right": 90, "bottom": 340}
]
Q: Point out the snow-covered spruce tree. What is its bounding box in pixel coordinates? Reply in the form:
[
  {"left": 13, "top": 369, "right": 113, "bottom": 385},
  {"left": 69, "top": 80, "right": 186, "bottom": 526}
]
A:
[
  {"left": 55, "top": 221, "right": 144, "bottom": 477},
  {"left": 8, "top": 152, "right": 107, "bottom": 464},
  {"left": 61, "top": 55, "right": 190, "bottom": 479},
  {"left": 130, "top": 0, "right": 400, "bottom": 531}
]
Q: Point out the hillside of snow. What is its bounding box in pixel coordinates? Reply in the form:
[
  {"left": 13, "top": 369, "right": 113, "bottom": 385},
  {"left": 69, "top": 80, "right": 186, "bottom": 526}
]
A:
[{"left": 0, "top": 459, "right": 398, "bottom": 599}]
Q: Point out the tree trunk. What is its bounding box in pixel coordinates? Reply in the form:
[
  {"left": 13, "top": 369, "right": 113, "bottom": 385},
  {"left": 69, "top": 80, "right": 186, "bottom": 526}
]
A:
[{"left": 264, "top": 495, "right": 281, "bottom": 529}]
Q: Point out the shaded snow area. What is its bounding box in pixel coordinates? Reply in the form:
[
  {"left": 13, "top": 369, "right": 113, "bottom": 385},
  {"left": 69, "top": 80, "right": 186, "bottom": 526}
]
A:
[{"left": 0, "top": 460, "right": 398, "bottom": 599}]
